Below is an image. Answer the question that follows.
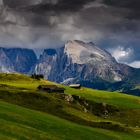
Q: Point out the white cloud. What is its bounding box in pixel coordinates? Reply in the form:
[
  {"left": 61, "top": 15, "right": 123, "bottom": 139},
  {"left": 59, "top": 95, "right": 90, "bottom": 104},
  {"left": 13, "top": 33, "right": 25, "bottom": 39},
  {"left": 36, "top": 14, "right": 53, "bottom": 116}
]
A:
[
  {"left": 109, "top": 46, "right": 133, "bottom": 62},
  {"left": 128, "top": 61, "right": 140, "bottom": 68}
]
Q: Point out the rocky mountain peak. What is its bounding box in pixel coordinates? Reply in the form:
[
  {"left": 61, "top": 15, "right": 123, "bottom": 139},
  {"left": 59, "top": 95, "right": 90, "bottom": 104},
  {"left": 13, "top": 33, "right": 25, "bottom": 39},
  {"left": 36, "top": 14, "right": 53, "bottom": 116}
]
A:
[
  {"left": 64, "top": 40, "right": 116, "bottom": 64},
  {"left": 33, "top": 40, "right": 125, "bottom": 84}
]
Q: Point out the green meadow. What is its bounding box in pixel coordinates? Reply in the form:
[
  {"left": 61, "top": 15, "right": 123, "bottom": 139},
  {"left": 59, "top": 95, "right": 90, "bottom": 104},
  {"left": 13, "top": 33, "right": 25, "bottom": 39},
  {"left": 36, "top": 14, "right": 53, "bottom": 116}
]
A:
[{"left": 0, "top": 73, "right": 140, "bottom": 139}]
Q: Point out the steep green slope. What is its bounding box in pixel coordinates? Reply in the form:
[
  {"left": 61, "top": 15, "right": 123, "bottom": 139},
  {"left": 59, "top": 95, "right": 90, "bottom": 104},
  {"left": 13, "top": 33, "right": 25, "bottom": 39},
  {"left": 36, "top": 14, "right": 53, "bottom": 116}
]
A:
[{"left": 0, "top": 101, "right": 140, "bottom": 140}]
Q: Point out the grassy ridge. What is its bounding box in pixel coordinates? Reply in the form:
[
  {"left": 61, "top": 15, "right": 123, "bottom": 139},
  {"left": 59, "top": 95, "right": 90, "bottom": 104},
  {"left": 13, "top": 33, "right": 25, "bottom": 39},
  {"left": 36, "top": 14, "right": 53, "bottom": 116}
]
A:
[{"left": 0, "top": 73, "right": 140, "bottom": 109}]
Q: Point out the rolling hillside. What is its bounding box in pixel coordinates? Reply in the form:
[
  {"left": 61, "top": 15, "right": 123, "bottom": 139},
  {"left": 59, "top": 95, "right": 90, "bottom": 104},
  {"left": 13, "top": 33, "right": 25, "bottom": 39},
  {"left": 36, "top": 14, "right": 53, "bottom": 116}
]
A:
[
  {"left": 1, "top": 101, "right": 140, "bottom": 140},
  {"left": 0, "top": 73, "right": 140, "bottom": 140}
]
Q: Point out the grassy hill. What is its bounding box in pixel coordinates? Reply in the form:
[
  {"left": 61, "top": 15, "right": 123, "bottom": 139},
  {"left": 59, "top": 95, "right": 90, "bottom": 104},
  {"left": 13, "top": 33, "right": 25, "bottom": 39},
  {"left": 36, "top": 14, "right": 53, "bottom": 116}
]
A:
[
  {"left": 0, "top": 73, "right": 140, "bottom": 139},
  {"left": 1, "top": 101, "right": 140, "bottom": 140}
]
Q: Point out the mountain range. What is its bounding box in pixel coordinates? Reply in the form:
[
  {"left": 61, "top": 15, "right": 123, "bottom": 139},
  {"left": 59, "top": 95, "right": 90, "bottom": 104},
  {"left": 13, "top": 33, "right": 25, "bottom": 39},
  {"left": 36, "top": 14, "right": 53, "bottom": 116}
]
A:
[{"left": 0, "top": 40, "right": 140, "bottom": 95}]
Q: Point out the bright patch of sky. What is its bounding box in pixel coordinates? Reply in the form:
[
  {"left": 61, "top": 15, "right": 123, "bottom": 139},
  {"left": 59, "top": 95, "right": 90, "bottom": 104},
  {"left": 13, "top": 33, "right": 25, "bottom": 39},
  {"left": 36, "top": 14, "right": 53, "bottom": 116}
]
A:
[{"left": 109, "top": 46, "right": 133, "bottom": 62}]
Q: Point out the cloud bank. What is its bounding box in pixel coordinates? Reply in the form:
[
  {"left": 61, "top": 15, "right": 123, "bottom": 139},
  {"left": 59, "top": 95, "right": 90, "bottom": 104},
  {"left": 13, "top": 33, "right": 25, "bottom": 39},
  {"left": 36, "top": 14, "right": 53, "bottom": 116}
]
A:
[{"left": 0, "top": 0, "right": 140, "bottom": 67}]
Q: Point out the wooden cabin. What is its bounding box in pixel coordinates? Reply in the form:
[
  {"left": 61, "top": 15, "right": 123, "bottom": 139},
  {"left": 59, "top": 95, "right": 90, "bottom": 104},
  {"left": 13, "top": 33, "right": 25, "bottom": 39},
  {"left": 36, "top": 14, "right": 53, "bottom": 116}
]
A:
[
  {"left": 0, "top": 84, "right": 7, "bottom": 87},
  {"left": 69, "top": 84, "right": 81, "bottom": 89},
  {"left": 37, "top": 85, "right": 65, "bottom": 93}
]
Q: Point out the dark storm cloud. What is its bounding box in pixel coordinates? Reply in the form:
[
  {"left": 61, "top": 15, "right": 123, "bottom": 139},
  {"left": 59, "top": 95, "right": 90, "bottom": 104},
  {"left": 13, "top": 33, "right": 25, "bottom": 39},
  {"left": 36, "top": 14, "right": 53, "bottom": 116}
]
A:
[
  {"left": 103, "top": 0, "right": 140, "bottom": 20},
  {"left": 0, "top": 0, "right": 140, "bottom": 67},
  {"left": 3, "top": 0, "right": 37, "bottom": 8},
  {"left": 103, "top": 0, "right": 140, "bottom": 10},
  {"left": 3, "top": 0, "right": 95, "bottom": 11},
  {"left": 22, "top": 0, "right": 96, "bottom": 15}
]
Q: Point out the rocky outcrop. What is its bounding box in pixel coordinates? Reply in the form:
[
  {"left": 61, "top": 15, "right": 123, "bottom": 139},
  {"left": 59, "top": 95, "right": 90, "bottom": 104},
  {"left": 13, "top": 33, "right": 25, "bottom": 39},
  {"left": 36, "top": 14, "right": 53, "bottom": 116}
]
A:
[{"left": 61, "top": 94, "right": 119, "bottom": 117}]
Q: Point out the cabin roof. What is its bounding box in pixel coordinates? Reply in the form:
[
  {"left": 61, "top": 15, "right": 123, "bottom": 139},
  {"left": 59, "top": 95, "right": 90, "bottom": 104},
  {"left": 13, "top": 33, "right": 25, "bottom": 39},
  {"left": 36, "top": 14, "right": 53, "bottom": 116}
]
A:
[
  {"left": 38, "top": 85, "right": 57, "bottom": 89},
  {"left": 69, "top": 84, "right": 81, "bottom": 87},
  {"left": 38, "top": 85, "right": 65, "bottom": 91}
]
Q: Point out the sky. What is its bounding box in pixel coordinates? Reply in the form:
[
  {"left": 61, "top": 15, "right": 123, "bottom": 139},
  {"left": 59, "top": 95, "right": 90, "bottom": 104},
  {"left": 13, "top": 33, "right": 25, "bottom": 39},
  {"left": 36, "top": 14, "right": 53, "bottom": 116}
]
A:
[{"left": 0, "top": 0, "right": 140, "bottom": 68}]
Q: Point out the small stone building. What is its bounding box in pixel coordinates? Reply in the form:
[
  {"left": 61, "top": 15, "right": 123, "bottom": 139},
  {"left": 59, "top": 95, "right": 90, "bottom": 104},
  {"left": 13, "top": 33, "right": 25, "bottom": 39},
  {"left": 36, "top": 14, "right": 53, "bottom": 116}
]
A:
[{"left": 37, "top": 85, "right": 65, "bottom": 93}]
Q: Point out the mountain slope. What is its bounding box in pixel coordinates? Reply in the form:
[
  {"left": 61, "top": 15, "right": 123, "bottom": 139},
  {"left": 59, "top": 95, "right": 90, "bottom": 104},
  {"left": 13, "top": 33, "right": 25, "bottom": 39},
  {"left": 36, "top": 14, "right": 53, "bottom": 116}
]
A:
[{"left": 34, "top": 40, "right": 140, "bottom": 91}]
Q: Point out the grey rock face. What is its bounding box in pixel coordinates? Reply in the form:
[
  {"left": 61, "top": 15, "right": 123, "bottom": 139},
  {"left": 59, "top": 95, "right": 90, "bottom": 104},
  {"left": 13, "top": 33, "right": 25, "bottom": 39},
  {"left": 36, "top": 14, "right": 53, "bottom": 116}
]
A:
[
  {"left": 0, "top": 48, "right": 14, "bottom": 72},
  {"left": 0, "top": 47, "right": 37, "bottom": 73},
  {"left": 34, "top": 40, "right": 134, "bottom": 85},
  {"left": 34, "top": 47, "right": 67, "bottom": 81}
]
